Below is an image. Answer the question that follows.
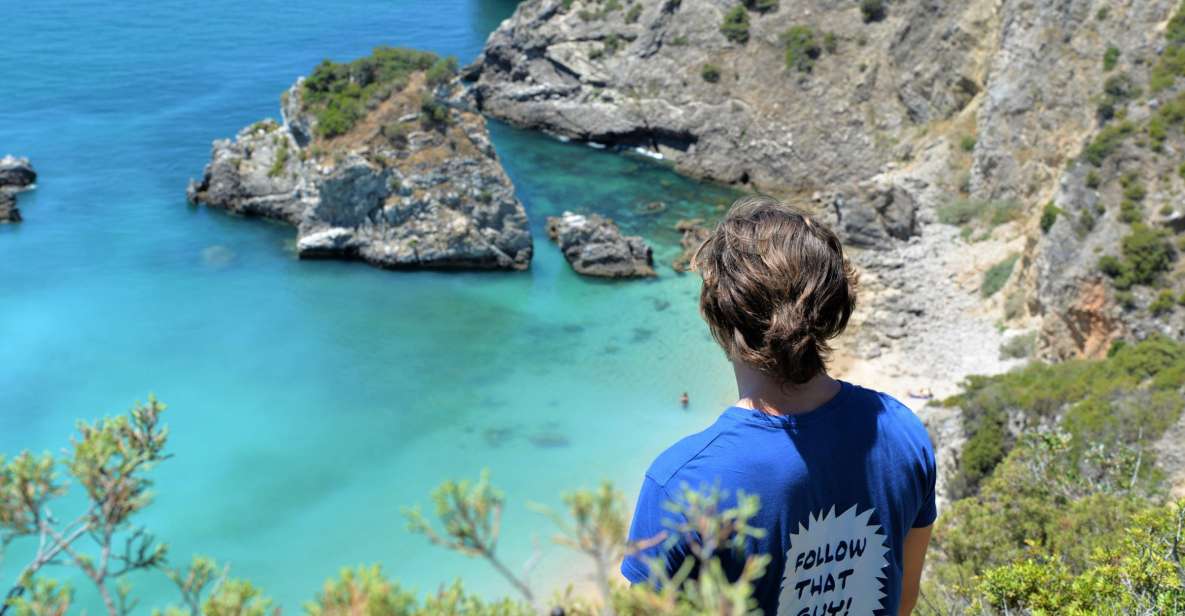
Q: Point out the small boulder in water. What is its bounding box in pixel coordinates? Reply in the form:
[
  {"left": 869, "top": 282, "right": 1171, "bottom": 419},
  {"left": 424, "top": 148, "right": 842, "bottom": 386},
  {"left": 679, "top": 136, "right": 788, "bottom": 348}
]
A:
[
  {"left": 0, "top": 192, "right": 20, "bottom": 224},
  {"left": 0, "top": 155, "right": 37, "bottom": 224},
  {"left": 0, "top": 156, "right": 36, "bottom": 189},
  {"left": 545, "top": 211, "right": 655, "bottom": 278}
]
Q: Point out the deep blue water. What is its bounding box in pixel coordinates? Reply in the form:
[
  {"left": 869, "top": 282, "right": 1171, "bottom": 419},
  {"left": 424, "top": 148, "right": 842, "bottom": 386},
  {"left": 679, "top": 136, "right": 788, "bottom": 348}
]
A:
[{"left": 0, "top": 0, "right": 739, "bottom": 609}]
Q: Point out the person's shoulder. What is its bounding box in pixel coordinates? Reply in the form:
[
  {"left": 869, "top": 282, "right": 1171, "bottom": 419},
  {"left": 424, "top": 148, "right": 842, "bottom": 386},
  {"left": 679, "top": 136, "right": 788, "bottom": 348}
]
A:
[
  {"left": 644, "top": 417, "right": 731, "bottom": 488},
  {"left": 846, "top": 383, "right": 931, "bottom": 446}
]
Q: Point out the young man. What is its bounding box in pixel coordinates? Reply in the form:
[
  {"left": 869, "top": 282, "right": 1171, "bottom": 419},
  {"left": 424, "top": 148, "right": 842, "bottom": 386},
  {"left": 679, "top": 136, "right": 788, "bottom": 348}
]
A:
[{"left": 622, "top": 196, "right": 936, "bottom": 616}]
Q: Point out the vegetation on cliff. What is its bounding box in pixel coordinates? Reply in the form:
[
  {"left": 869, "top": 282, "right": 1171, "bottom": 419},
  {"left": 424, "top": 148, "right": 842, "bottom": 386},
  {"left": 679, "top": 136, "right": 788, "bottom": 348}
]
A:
[{"left": 300, "top": 47, "right": 457, "bottom": 138}]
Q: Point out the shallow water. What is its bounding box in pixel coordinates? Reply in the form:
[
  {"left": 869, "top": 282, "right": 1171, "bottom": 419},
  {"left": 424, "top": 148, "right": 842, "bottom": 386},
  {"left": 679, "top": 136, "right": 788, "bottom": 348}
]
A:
[{"left": 0, "top": 0, "right": 742, "bottom": 608}]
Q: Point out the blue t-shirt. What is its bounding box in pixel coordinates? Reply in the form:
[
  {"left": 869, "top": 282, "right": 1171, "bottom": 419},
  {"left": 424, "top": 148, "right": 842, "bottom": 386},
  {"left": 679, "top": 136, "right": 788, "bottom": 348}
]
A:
[{"left": 621, "top": 381, "right": 937, "bottom": 616}]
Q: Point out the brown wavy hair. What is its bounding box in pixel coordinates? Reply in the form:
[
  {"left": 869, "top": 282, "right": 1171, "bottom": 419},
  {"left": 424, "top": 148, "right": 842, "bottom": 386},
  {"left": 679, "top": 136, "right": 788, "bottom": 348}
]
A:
[{"left": 693, "top": 195, "right": 858, "bottom": 384}]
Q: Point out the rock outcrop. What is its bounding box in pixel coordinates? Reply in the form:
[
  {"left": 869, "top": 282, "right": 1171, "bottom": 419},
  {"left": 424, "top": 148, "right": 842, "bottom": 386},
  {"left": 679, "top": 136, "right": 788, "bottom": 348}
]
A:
[
  {"left": 0, "top": 156, "right": 36, "bottom": 224},
  {"left": 546, "top": 211, "right": 655, "bottom": 277},
  {"left": 189, "top": 49, "right": 532, "bottom": 271}
]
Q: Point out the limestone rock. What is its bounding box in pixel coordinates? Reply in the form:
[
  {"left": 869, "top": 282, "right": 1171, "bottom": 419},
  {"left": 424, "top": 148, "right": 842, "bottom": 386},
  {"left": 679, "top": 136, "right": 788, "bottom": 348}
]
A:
[
  {"left": 546, "top": 211, "right": 655, "bottom": 278},
  {"left": 188, "top": 65, "right": 532, "bottom": 271}
]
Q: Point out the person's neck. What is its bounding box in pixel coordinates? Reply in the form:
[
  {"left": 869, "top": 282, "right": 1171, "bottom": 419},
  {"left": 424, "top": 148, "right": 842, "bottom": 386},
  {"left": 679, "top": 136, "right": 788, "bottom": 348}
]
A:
[{"left": 732, "top": 361, "right": 842, "bottom": 416}]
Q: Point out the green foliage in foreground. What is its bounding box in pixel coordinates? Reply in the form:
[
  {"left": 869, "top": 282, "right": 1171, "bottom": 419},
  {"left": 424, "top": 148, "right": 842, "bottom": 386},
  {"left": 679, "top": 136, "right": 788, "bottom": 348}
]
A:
[
  {"left": 7, "top": 340, "right": 1185, "bottom": 615},
  {"left": 929, "top": 431, "right": 1185, "bottom": 615},
  {"left": 301, "top": 47, "right": 457, "bottom": 138},
  {"left": 943, "top": 335, "right": 1185, "bottom": 499},
  {"left": 926, "top": 339, "right": 1185, "bottom": 614}
]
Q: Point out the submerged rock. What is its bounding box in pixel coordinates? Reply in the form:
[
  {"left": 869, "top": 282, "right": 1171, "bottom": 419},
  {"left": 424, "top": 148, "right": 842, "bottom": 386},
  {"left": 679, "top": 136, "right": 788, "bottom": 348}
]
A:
[
  {"left": 0, "top": 155, "right": 36, "bottom": 224},
  {"left": 546, "top": 211, "right": 655, "bottom": 278},
  {"left": 188, "top": 49, "right": 532, "bottom": 271},
  {"left": 672, "top": 218, "right": 711, "bottom": 272},
  {"left": 0, "top": 192, "right": 19, "bottom": 224},
  {"left": 0, "top": 156, "right": 36, "bottom": 189}
]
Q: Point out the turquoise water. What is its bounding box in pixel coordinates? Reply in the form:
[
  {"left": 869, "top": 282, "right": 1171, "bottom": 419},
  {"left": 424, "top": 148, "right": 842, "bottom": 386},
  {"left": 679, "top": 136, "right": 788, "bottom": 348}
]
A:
[{"left": 0, "top": 0, "right": 741, "bottom": 609}]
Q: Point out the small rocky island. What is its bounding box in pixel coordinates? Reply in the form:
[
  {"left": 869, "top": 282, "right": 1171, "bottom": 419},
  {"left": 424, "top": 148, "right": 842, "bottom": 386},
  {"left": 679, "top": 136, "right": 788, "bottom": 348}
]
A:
[
  {"left": 0, "top": 155, "right": 37, "bottom": 223},
  {"left": 546, "top": 211, "right": 655, "bottom": 278},
  {"left": 188, "top": 48, "right": 532, "bottom": 270}
]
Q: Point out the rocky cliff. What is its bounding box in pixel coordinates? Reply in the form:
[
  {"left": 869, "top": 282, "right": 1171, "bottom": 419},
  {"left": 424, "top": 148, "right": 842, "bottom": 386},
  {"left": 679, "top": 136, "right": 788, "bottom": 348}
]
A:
[
  {"left": 468, "top": 0, "right": 1185, "bottom": 373},
  {"left": 469, "top": 0, "right": 1185, "bottom": 492},
  {"left": 189, "top": 48, "right": 532, "bottom": 271}
]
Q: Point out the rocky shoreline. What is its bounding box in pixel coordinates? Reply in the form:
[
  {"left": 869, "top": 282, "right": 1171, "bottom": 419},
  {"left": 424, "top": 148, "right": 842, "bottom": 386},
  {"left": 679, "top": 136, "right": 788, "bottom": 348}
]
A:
[
  {"left": 0, "top": 155, "right": 36, "bottom": 223},
  {"left": 188, "top": 49, "right": 532, "bottom": 271}
]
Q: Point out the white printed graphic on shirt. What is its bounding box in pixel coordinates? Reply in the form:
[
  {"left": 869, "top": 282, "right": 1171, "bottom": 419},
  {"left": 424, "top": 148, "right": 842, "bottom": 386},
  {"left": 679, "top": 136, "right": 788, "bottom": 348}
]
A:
[{"left": 777, "top": 505, "right": 889, "bottom": 616}]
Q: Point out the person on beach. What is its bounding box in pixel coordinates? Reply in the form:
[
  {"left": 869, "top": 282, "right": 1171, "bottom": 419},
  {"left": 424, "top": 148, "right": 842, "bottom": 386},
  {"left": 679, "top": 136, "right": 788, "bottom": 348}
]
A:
[{"left": 622, "top": 195, "right": 936, "bottom": 616}]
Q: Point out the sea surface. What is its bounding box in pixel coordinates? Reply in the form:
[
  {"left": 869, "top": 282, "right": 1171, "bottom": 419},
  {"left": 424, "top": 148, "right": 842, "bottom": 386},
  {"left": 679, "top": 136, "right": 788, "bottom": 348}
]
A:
[{"left": 0, "top": 0, "right": 741, "bottom": 609}]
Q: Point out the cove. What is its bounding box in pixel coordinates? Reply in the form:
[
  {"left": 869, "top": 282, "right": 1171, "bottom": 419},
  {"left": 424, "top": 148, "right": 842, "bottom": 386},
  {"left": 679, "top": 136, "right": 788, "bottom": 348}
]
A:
[{"left": 0, "top": 0, "right": 742, "bottom": 609}]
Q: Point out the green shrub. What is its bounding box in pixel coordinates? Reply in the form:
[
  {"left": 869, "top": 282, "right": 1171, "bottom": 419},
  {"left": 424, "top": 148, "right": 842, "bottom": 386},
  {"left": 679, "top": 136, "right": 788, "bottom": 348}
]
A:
[
  {"left": 1120, "top": 172, "right": 1146, "bottom": 202},
  {"left": 1085, "top": 169, "right": 1101, "bottom": 189},
  {"left": 1039, "top": 202, "right": 1061, "bottom": 234},
  {"left": 1151, "top": 2, "right": 1185, "bottom": 91},
  {"left": 625, "top": 3, "right": 642, "bottom": 23},
  {"left": 420, "top": 93, "right": 451, "bottom": 127},
  {"left": 982, "top": 254, "right": 1019, "bottom": 298},
  {"left": 1083, "top": 121, "right": 1134, "bottom": 166},
  {"left": 1101, "top": 224, "right": 1175, "bottom": 289},
  {"left": 700, "top": 63, "right": 721, "bottom": 83},
  {"left": 860, "top": 0, "right": 886, "bottom": 23},
  {"left": 267, "top": 139, "right": 289, "bottom": 178},
  {"left": 741, "top": 0, "right": 777, "bottom": 11},
  {"left": 1099, "top": 255, "right": 1125, "bottom": 278},
  {"left": 1096, "top": 6, "right": 1109, "bottom": 20},
  {"left": 1150, "top": 290, "right": 1177, "bottom": 315},
  {"left": 1103, "top": 46, "right": 1120, "bottom": 71},
  {"left": 938, "top": 198, "right": 980, "bottom": 226},
  {"left": 1121, "top": 223, "right": 1175, "bottom": 285},
  {"left": 1120, "top": 199, "right": 1144, "bottom": 224},
  {"left": 960, "top": 134, "right": 977, "bottom": 152},
  {"left": 1148, "top": 115, "right": 1168, "bottom": 150},
  {"left": 720, "top": 6, "right": 750, "bottom": 43},
  {"left": 822, "top": 31, "right": 838, "bottom": 54},
  {"left": 1000, "top": 332, "right": 1037, "bottom": 359},
  {"left": 941, "top": 335, "right": 1185, "bottom": 500},
  {"left": 938, "top": 198, "right": 1022, "bottom": 230},
  {"left": 424, "top": 56, "right": 459, "bottom": 87},
  {"left": 603, "top": 33, "right": 622, "bottom": 55},
  {"left": 302, "top": 47, "right": 440, "bottom": 138},
  {"left": 781, "top": 25, "right": 821, "bottom": 72}
]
